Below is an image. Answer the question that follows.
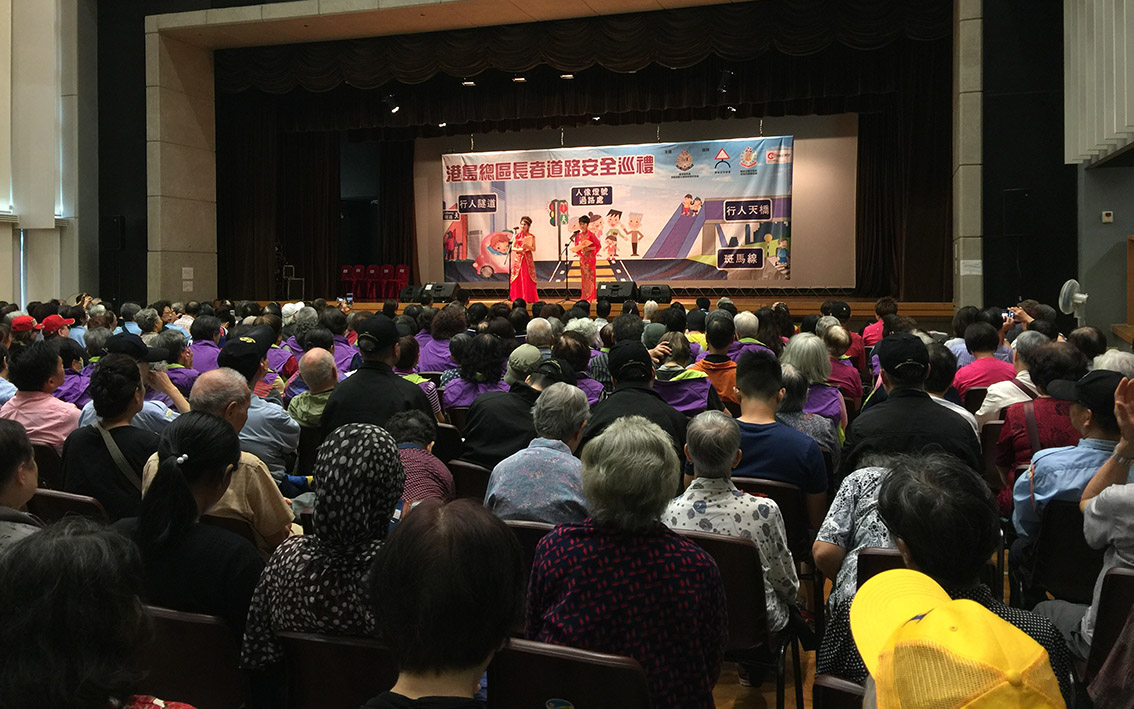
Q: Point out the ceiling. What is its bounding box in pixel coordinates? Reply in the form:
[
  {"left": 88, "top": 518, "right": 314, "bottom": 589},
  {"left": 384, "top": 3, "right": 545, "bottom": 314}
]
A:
[{"left": 156, "top": 0, "right": 749, "bottom": 50}]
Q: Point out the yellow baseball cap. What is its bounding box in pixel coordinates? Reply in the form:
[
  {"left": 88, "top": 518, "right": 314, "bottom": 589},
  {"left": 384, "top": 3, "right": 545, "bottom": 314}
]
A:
[{"left": 850, "top": 569, "right": 1064, "bottom": 708}]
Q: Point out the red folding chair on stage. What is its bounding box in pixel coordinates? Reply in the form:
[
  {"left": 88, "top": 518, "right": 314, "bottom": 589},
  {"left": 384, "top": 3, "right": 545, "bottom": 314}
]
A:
[
  {"left": 378, "top": 265, "right": 395, "bottom": 299},
  {"left": 350, "top": 265, "right": 365, "bottom": 296},
  {"left": 363, "top": 265, "right": 381, "bottom": 299},
  {"left": 389, "top": 264, "right": 410, "bottom": 298},
  {"left": 339, "top": 265, "right": 355, "bottom": 296}
]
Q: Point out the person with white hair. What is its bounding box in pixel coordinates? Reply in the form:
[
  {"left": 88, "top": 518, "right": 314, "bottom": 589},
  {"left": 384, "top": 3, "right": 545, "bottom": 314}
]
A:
[
  {"left": 286, "top": 348, "right": 338, "bottom": 428},
  {"left": 665, "top": 411, "right": 799, "bottom": 635},
  {"left": 782, "top": 333, "right": 846, "bottom": 429},
  {"left": 814, "top": 315, "right": 840, "bottom": 338},
  {"left": 1094, "top": 349, "right": 1134, "bottom": 379},
  {"left": 564, "top": 316, "right": 600, "bottom": 349},
  {"left": 526, "top": 317, "right": 554, "bottom": 358},
  {"left": 527, "top": 416, "right": 727, "bottom": 709},
  {"left": 484, "top": 383, "right": 590, "bottom": 524},
  {"left": 974, "top": 328, "right": 1050, "bottom": 427}
]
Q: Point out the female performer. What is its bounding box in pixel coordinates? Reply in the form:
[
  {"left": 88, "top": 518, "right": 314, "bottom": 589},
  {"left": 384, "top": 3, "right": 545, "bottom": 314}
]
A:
[
  {"left": 510, "top": 216, "right": 538, "bottom": 302},
  {"left": 572, "top": 215, "right": 602, "bottom": 301}
]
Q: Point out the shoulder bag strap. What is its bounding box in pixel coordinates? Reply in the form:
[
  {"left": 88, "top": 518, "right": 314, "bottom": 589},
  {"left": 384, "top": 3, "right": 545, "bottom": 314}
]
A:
[
  {"left": 1023, "top": 401, "right": 1042, "bottom": 457},
  {"left": 95, "top": 424, "right": 144, "bottom": 491},
  {"left": 1009, "top": 377, "right": 1040, "bottom": 400}
]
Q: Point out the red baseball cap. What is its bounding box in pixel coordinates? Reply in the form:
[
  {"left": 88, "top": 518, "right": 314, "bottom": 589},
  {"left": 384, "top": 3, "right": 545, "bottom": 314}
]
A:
[
  {"left": 10, "top": 315, "right": 42, "bottom": 333},
  {"left": 40, "top": 314, "right": 75, "bottom": 334}
]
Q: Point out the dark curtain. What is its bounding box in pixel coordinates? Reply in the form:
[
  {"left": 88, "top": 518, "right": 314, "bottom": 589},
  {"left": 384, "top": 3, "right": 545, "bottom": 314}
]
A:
[
  {"left": 216, "top": 0, "right": 951, "bottom": 92},
  {"left": 375, "top": 141, "right": 417, "bottom": 280},
  {"left": 276, "top": 133, "right": 341, "bottom": 299}
]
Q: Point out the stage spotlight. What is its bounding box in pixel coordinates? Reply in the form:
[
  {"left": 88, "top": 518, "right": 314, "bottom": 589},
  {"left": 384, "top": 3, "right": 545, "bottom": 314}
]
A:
[
  {"left": 438, "top": 122, "right": 447, "bottom": 127},
  {"left": 512, "top": 75, "right": 526, "bottom": 83},
  {"left": 460, "top": 78, "right": 476, "bottom": 87},
  {"left": 560, "top": 73, "right": 575, "bottom": 80},
  {"left": 383, "top": 95, "right": 400, "bottom": 113},
  {"left": 717, "top": 69, "right": 734, "bottom": 94}
]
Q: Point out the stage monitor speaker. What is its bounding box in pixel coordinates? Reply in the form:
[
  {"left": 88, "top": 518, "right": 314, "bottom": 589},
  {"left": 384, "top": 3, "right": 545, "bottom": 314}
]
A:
[
  {"left": 596, "top": 282, "right": 637, "bottom": 302},
  {"left": 399, "top": 285, "right": 423, "bottom": 303},
  {"left": 637, "top": 285, "right": 673, "bottom": 304},
  {"left": 422, "top": 282, "right": 457, "bottom": 300}
]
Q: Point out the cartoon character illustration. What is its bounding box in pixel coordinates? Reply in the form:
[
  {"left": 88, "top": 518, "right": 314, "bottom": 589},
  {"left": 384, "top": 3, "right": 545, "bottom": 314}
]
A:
[
  {"left": 680, "top": 194, "right": 693, "bottom": 216},
  {"left": 776, "top": 238, "right": 789, "bottom": 265},
  {"left": 604, "top": 209, "right": 628, "bottom": 259},
  {"left": 473, "top": 230, "right": 513, "bottom": 279},
  {"left": 762, "top": 233, "right": 776, "bottom": 261},
  {"left": 691, "top": 197, "right": 703, "bottom": 216},
  {"left": 676, "top": 149, "right": 693, "bottom": 171},
  {"left": 626, "top": 212, "right": 645, "bottom": 256}
]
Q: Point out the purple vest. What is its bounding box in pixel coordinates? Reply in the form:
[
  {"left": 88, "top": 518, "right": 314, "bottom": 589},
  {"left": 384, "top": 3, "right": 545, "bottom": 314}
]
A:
[
  {"left": 442, "top": 378, "right": 508, "bottom": 409},
  {"left": 190, "top": 340, "right": 221, "bottom": 373},
  {"left": 418, "top": 336, "right": 456, "bottom": 373},
  {"left": 694, "top": 339, "right": 774, "bottom": 363},
  {"left": 166, "top": 366, "right": 200, "bottom": 398},
  {"left": 576, "top": 374, "right": 605, "bottom": 405},
  {"left": 332, "top": 334, "right": 359, "bottom": 374},
  {"left": 54, "top": 371, "right": 90, "bottom": 408},
  {"left": 263, "top": 346, "right": 295, "bottom": 387},
  {"left": 653, "top": 378, "right": 712, "bottom": 414},
  {"left": 804, "top": 383, "right": 842, "bottom": 422},
  {"left": 145, "top": 388, "right": 175, "bottom": 408},
  {"left": 689, "top": 342, "right": 702, "bottom": 361},
  {"left": 283, "top": 336, "right": 304, "bottom": 360}
]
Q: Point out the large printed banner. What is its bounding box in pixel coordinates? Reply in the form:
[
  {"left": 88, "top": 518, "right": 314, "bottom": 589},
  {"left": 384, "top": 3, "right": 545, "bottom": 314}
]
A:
[{"left": 441, "top": 136, "right": 793, "bottom": 285}]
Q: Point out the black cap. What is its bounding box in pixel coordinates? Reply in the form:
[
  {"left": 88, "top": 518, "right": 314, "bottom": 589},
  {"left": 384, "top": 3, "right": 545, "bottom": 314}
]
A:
[
  {"left": 608, "top": 340, "right": 654, "bottom": 381},
  {"left": 218, "top": 325, "right": 274, "bottom": 378},
  {"left": 356, "top": 315, "right": 399, "bottom": 355},
  {"left": 106, "top": 333, "right": 168, "bottom": 363},
  {"left": 1047, "top": 369, "right": 1122, "bottom": 422},
  {"left": 875, "top": 332, "right": 929, "bottom": 375},
  {"left": 532, "top": 356, "right": 577, "bottom": 386}
]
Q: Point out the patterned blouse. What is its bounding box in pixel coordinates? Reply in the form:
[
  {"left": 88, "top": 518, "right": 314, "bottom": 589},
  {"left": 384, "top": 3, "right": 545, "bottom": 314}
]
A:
[
  {"left": 814, "top": 466, "right": 894, "bottom": 612},
  {"left": 526, "top": 521, "right": 727, "bottom": 709},
  {"left": 664, "top": 477, "right": 799, "bottom": 632}
]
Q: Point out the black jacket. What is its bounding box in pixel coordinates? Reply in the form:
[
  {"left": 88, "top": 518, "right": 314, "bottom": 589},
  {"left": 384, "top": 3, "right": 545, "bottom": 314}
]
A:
[
  {"left": 461, "top": 383, "right": 540, "bottom": 469},
  {"left": 578, "top": 382, "right": 687, "bottom": 460},
  {"left": 321, "top": 361, "right": 433, "bottom": 435}
]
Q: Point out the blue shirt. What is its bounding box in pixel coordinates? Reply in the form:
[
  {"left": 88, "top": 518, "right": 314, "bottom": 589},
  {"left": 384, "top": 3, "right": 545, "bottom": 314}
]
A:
[
  {"left": 239, "top": 395, "right": 300, "bottom": 481},
  {"left": 485, "top": 438, "right": 588, "bottom": 525},
  {"left": 949, "top": 342, "right": 1013, "bottom": 368},
  {"left": 114, "top": 321, "right": 142, "bottom": 336},
  {"left": 68, "top": 325, "right": 87, "bottom": 348},
  {"left": 0, "top": 378, "right": 16, "bottom": 407},
  {"left": 1012, "top": 437, "right": 1120, "bottom": 540},
  {"left": 735, "top": 420, "right": 827, "bottom": 494},
  {"left": 78, "top": 399, "right": 179, "bottom": 434}
]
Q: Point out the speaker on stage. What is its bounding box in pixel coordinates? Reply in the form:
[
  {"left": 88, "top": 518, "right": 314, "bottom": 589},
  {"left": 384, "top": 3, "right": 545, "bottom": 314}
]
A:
[
  {"left": 637, "top": 285, "right": 673, "bottom": 304},
  {"left": 596, "top": 282, "right": 637, "bottom": 301},
  {"left": 422, "top": 282, "right": 457, "bottom": 300},
  {"left": 399, "top": 285, "right": 424, "bottom": 303}
]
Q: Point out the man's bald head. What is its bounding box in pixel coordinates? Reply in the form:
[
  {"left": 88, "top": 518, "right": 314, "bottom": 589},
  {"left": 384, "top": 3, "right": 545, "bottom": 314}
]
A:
[
  {"left": 299, "top": 347, "right": 338, "bottom": 394},
  {"left": 189, "top": 367, "right": 252, "bottom": 432}
]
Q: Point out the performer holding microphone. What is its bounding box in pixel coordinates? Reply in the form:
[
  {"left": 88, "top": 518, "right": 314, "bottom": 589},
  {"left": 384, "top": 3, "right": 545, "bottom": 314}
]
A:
[
  {"left": 510, "top": 216, "right": 538, "bottom": 302},
  {"left": 570, "top": 215, "right": 602, "bottom": 301}
]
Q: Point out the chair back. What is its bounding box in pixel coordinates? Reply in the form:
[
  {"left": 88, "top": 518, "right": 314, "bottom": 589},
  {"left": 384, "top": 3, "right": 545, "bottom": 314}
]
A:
[
  {"left": 487, "top": 638, "right": 650, "bottom": 709},
  {"left": 731, "top": 477, "right": 811, "bottom": 559},
  {"left": 351, "top": 264, "right": 365, "bottom": 283},
  {"left": 963, "top": 387, "right": 988, "bottom": 414},
  {"left": 448, "top": 459, "right": 492, "bottom": 500},
  {"left": 813, "top": 674, "right": 865, "bottom": 709},
  {"left": 32, "top": 444, "right": 63, "bottom": 490},
  {"left": 678, "top": 529, "right": 770, "bottom": 652},
  {"left": 433, "top": 422, "right": 462, "bottom": 463},
  {"left": 1030, "top": 500, "right": 1105, "bottom": 604},
  {"left": 418, "top": 371, "right": 445, "bottom": 387},
  {"left": 504, "top": 519, "right": 555, "bottom": 576},
  {"left": 26, "top": 489, "right": 108, "bottom": 524},
  {"left": 855, "top": 546, "right": 905, "bottom": 588},
  {"left": 294, "top": 425, "right": 327, "bottom": 477},
  {"left": 365, "top": 264, "right": 380, "bottom": 279},
  {"left": 134, "top": 606, "right": 248, "bottom": 709},
  {"left": 446, "top": 405, "right": 470, "bottom": 433},
  {"left": 1084, "top": 567, "right": 1134, "bottom": 683},
  {"left": 379, "top": 264, "right": 395, "bottom": 280},
  {"left": 200, "top": 514, "right": 259, "bottom": 548},
  {"left": 979, "top": 421, "right": 1006, "bottom": 490},
  {"left": 277, "top": 632, "right": 398, "bottom": 709}
]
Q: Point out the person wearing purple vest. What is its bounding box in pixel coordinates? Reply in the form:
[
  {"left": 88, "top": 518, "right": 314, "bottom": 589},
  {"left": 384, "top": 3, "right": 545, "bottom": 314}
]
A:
[
  {"left": 553, "top": 331, "right": 604, "bottom": 405},
  {"left": 693, "top": 310, "right": 775, "bottom": 363},
  {"left": 653, "top": 332, "right": 724, "bottom": 415},
  {"left": 413, "top": 306, "right": 435, "bottom": 351},
  {"left": 188, "top": 315, "right": 223, "bottom": 373},
  {"left": 418, "top": 305, "right": 466, "bottom": 373},
  {"left": 320, "top": 307, "right": 360, "bottom": 376},
  {"left": 53, "top": 337, "right": 91, "bottom": 408},
  {"left": 782, "top": 332, "right": 847, "bottom": 430},
  {"left": 153, "top": 329, "right": 199, "bottom": 399},
  {"left": 253, "top": 314, "right": 298, "bottom": 393},
  {"left": 441, "top": 333, "right": 509, "bottom": 410}
]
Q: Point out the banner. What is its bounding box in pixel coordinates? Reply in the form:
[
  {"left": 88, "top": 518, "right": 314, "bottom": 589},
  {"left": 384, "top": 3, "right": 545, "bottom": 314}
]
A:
[{"left": 441, "top": 136, "right": 793, "bottom": 287}]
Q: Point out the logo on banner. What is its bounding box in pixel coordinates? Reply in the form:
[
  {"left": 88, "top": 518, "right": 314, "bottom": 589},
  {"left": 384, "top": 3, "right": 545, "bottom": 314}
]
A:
[
  {"left": 676, "top": 149, "right": 694, "bottom": 172},
  {"left": 739, "top": 147, "right": 758, "bottom": 168},
  {"left": 765, "top": 148, "right": 793, "bottom": 164},
  {"left": 714, "top": 148, "right": 731, "bottom": 170}
]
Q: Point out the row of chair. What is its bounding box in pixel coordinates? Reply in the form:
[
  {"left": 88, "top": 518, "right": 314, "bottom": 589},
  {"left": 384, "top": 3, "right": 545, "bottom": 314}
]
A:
[{"left": 339, "top": 264, "right": 410, "bottom": 300}]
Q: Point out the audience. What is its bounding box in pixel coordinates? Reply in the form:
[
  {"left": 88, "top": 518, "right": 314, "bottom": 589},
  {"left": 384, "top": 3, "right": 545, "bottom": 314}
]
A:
[
  {"left": 61, "top": 353, "right": 157, "bottom": 521},
  {"left": 320, "top": 307, "right": 360, "bottom": 375},
  {"left": 665, "top": 411, "right": 799, "bottom": 636},
  {"left": 241, "top": 424, "right": 404, "bottom": 671},
  {"left": 0, "top": 340, "right": 80, "bottom": 453},
  {"left": 653, "top": 330, "right": 723, "bottom": 414},
  {"left": 782, "top": 333, "right": 846, "bottom": 429},
  {"left": 257, "top": 313, "right": 299, "bottom": 396},
  {"left": 553, "top": 330, "right": 603, "bottom": 404},
  {"left": 116, "top": 411, "right": 265, "bottom": 633},
  {"left": 485, "top": 382, "right": 589, "bottom": 524},
  {"left": 586, "top": 313, "right": 645, "bottom": 387},
  {"left": 776, "top": 364, "right": 840, "bottom": 468},
  {"left": 0, "top": 420, "right": 41, "bottom": 550},
  {"left": 688, "top": 310, "right": 740, "bottom": 408},
  {"left": 953, "top": 322, "right": 1017, "bottom": 399},
  {"left": 861, "top": 296, "right": 896, "bottom": 347},
  {"left": 286, "top": 347, "right": 338, "bottom": 428},
  {"left": 924, "top": 342, "right": 979, "bottom": 439},
  {"left": 822, "top": 325, "right": 863, "bottom": 407},
  {"left": 420, "top": 305, "right": 466, "bottom": 372},
  {"left": 0, "top": 346, "right": 16, "bottom": 407},
  {"left": 442, "top": 333, "right": 509, "bottom": 409},
  {"left": 52, "top": 336, "right": 90, "bottom": 407},
  {"left": 77, "top": 333, "right": 189, "bottom": 434},
  {"left": 153, "top": 328, "right": 198, "bottom": 398},
  {"left": 975, "top": 328, "right": 1048, "bottom": 427},
  {"left": 189, "top": 314, "right": 224, "bottom": 373},
  {"left": 1068, "top": 325, "right": 1108, "bottom": 363},
  {"left": 393, "top": 335, "right": 443, "bottom": 419},
  {"left": 527, "top": 416, "right": 726, "bottom": 709},
  {"left": 366, "top": 499, "right": 524, "bottom": 709},
  {"left": 385, "top": 409, "right": 454, "bottom": 505},
  {"left": 950, "top": 307, "right": 1014, "bottom": 367}
]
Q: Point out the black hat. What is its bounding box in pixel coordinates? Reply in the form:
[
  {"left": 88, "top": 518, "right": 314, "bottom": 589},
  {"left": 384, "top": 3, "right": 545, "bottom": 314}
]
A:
[
  {"left": 875, "top": 332, "right": 929, "bottom": 376},
  {"left": 608, "top": 340, "right": 654, "bottom": 381},
  {"left": 1047, "top": 370, "right": 1122, "bottom": 422},
  {"left": 532, "top": 356, "right": 577, "bottom": 386},
  {"left": 356, "top": 315, "right": 399, "bottom": 355},
  {"left": 218, "top": 325, "right": 274, "bottom": 379},
  {"left": 106, "top": 333, "right": 168, "bottom": 363}
]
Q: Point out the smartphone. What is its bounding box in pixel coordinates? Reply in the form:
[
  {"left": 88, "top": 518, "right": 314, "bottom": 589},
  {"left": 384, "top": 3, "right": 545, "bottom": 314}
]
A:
[{"left": 346, "top": 293, "right": 354, "bottom": 307}]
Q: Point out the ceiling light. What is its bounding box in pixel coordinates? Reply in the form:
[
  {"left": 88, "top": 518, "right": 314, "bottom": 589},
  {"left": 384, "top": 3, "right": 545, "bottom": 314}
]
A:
[
  {"left": 461, "top": 79, "right": 476, "bottom": 87},
  {"left": 592, "top": 116, "right": 601, "bottom": 121},
  {"left": 726, "top": 106, "right": 737, "bottom": 112},
  {"left": 438, "top": 122, "right": 447, "bottom": 127},
  {"left": 560, "top": 73, "right": 574, "bottom": 80},
  {"left": 512, "top": 76, "right": 526, "bottom": 83},
  {"left": 382, "top": 95, "right": 400, "bottom": 114}
]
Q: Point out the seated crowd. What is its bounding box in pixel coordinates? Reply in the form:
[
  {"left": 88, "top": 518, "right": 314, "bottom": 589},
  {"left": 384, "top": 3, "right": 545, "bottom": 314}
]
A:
[{"left": 0, "top": 292, "right": 1132, "bottom": 708}]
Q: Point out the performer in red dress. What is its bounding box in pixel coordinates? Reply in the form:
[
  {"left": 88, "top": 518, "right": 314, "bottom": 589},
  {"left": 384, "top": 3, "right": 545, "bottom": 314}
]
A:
[
  {"left": 509, "top": 216, "right": 538, "bottom": 302},
  {"left": 572, "top": 214, "right": 602, "bottom": 301}
]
